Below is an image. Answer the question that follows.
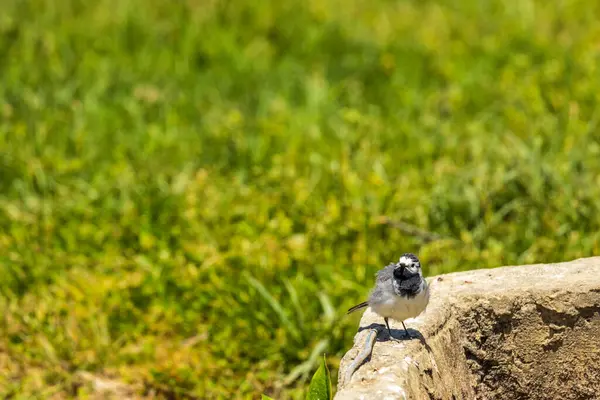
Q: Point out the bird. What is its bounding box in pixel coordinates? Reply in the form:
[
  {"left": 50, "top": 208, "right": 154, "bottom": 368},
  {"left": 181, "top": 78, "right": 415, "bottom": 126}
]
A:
[{"left": 347, "top": 253, "right": 430, "bottom": 340}]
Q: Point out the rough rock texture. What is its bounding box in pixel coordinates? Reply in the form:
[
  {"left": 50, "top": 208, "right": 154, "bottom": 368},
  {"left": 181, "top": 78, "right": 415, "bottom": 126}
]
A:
[{"left": 336, "top": 257, "right": 600, "bottom": 400}]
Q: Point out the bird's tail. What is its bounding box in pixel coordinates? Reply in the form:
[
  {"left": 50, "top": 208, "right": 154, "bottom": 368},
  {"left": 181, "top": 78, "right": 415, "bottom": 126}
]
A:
[{"left": 347, "top": 301, "right": 369, "bottom": 314}]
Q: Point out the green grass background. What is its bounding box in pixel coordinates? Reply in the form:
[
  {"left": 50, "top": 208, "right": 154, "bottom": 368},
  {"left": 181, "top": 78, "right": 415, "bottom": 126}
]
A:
[{"left": 1, "top": 0, "right": 600, "bottom": 398}]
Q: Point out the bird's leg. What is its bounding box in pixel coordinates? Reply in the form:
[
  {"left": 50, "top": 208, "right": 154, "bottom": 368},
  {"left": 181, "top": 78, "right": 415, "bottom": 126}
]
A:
[
  {"left": 384, "top": 317, "right": 393, "bottom": 339},
  {"left": 401, "top": 321, "right": 411, "bottom": 339},
  {"left": 384, "top": 317, "right": 392, "bottom": 337},
  {"left": 384, "top": 318, "right": 402, "bottom": 342}
]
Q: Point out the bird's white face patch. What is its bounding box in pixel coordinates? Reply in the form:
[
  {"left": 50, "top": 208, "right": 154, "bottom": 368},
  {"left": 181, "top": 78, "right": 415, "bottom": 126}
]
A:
[{"left": 399, "top": 255, "right": 419, "bottom": 269}]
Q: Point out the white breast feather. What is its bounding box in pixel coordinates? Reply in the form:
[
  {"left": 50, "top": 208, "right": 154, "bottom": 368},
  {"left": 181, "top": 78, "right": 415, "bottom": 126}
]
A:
[{"left": 370, "top": 282, "right": 430, "bottom": 322}]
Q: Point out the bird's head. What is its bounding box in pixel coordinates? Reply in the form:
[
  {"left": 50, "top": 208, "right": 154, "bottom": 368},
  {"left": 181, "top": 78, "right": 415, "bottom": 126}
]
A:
[{"left": 393, "top": 253, "right": 422, "bottom": 281}]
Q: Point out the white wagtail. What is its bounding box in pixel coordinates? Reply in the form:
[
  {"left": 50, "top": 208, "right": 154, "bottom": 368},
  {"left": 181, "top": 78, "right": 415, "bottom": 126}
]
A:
[{"left": 347, "top": 253, "right": 430, "bottom": 339}]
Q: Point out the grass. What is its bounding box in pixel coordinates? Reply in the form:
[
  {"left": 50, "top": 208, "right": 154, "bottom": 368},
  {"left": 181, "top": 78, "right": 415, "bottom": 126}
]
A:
[{"left": 1, "top": 0, "right": 600, "bottom": 398}]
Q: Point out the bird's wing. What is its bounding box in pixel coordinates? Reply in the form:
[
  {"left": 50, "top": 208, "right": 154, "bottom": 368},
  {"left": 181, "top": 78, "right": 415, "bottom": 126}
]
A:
[{"left": 376, "top": 263, "right": 395, "bottom": 284}]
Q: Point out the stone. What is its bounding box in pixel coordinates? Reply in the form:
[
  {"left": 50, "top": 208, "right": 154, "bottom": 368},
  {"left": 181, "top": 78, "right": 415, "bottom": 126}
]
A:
[{"left": 336, "top": 257, "right": 600, "bottom": 399}]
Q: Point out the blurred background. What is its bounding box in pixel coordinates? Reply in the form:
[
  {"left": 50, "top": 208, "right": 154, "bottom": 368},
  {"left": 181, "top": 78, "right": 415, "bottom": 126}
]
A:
[{"left": 1, "top": 0, "right": 600, "bottom": 398}]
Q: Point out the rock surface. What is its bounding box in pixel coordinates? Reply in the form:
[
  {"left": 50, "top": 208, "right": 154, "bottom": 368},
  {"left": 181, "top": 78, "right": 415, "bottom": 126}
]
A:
[{"left": 336, "top": 257, "right": 600, "bottom": 399}]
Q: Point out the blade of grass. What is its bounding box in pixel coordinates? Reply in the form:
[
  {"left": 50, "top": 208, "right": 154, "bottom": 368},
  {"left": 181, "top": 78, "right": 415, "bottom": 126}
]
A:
[
  {"left": 244, "top": 272, "right": 301, "bottom": 342},
  {"left": 284, "top": 278, "right": 305, "bottom": 331}
]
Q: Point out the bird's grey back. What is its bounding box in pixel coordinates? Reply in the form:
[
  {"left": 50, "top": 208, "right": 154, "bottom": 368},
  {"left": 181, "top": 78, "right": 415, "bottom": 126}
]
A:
[
  {"left": 368, "top": 263, "right": 395, "bottom": 303},
  {"left": 375, "top": 263, "right": 395, "bottom": 284}
]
